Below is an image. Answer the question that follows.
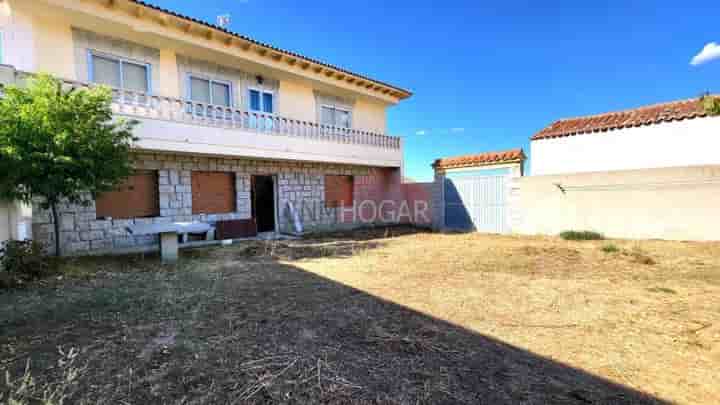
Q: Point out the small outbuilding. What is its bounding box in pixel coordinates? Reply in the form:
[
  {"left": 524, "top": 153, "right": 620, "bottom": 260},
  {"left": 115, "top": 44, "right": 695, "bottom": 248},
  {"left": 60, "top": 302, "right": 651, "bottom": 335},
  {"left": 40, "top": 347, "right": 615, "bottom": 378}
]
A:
[{"left": 432, "top": 149, "right": 525, "bottom": 233}]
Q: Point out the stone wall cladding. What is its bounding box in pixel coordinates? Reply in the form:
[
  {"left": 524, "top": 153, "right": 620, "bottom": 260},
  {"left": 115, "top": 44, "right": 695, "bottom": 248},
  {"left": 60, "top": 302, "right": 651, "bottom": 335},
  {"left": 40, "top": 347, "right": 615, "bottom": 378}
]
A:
[{"left": 32, "top": 152, "right": 377, "bottom": 255}]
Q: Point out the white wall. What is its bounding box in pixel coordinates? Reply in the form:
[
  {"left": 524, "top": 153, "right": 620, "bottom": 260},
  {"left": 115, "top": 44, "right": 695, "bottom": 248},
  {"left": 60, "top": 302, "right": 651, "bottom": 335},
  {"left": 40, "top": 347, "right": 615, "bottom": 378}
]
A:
[
  {"left": 515, "top": 165, "right": 720, "bottom": 241},
  {"left": 531, "top": 116, "right": 720, "bottom": 175},
  {"left": 131, "top": 117, "right": 403, "bottom": 168}
]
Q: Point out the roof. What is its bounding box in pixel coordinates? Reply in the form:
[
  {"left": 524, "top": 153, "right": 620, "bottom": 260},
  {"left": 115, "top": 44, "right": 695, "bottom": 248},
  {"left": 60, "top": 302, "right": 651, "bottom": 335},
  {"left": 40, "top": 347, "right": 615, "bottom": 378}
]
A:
[
  {"left": 433, "top": 148, "right": 526, "bottom": 170},
  {"left": 532, "top": 97, "right": 712, "bottom": 140},
  {"left": 127, "top": 0, "right": 412, "bottom": 99}
]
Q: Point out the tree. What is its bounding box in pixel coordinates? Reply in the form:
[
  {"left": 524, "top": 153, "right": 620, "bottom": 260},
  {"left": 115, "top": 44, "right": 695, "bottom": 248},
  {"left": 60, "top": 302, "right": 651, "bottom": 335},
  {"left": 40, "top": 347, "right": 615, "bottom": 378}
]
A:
[
  {"left": 702, "top": 94, "right": 720, "bottom": 116},
  {"left": 0, "top": 74, "right": 137, "bottom": 256}
]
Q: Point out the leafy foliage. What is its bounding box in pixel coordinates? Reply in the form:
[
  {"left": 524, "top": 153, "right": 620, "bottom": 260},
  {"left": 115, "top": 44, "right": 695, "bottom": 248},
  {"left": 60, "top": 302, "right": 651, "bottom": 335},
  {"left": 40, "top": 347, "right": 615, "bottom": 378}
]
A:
[
  {"left": 600, "top": 243, "right": 619, "bottom": 253},
  {"left": 0, "top": 74, "right": 137, "bottom": 255},
  {"left": 701, "top": 94, "right": 720, "bottom": 115},
  {"left": 0, "top": 240, "right": 56, "bottom": 288},
  {"left": 559, "top": 230, "right": 605, "bottom": 241}
]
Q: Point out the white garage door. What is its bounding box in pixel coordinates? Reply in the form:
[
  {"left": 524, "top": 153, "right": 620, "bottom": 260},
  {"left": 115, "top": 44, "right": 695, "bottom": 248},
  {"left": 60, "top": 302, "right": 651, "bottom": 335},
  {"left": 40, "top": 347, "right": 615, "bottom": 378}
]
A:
[{"left": 444, "top": 168, "right": 510, "bottom": 233}]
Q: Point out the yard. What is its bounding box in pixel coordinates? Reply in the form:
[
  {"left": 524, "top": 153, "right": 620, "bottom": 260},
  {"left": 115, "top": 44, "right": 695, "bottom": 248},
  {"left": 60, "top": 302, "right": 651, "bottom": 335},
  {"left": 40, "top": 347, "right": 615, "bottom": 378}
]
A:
[{"left": 1, "top": 227, "right": 719, "bottom": 404}]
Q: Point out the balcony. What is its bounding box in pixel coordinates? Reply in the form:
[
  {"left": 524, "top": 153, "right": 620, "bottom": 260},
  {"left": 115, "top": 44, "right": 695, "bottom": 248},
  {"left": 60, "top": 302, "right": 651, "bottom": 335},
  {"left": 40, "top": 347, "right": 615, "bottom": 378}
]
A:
[{"left": 4, "top": 66, "right": 403, "bottom": 168}]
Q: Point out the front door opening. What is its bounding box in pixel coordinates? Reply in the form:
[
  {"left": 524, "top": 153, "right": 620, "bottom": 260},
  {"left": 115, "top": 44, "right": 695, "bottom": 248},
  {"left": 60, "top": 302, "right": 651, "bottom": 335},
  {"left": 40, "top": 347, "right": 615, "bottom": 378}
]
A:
[{"left": 252, "top": 175, "right": 276, "bottom": 233}]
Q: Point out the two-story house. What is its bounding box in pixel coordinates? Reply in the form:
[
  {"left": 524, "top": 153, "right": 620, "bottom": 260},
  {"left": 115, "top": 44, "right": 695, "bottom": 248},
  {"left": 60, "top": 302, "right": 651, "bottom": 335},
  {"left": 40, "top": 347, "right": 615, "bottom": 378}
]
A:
[{"left": 0, "top": 0, "right": 413, "bottom": 254}]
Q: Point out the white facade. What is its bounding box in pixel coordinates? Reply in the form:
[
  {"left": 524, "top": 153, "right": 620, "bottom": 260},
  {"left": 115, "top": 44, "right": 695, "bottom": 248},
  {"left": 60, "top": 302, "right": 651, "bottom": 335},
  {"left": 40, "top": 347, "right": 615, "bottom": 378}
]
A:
[{"left": 531, "top": 116, "right": 720, "bottom": 175}]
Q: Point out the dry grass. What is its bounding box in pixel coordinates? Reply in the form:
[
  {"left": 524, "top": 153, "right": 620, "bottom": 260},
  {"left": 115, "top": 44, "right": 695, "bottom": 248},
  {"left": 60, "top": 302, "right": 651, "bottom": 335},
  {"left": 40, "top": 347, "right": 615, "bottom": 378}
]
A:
[{"left": 1, "top": 227, "right": 719, "bottom": 404}]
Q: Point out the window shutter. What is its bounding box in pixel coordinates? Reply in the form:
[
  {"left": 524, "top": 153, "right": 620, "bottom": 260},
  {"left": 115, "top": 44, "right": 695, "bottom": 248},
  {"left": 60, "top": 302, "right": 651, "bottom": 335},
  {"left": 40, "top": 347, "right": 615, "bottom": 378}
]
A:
[
  {"left": 122, "top": 62, "right": 149, "bottom": 93},
  {"left": 92, "top": 55, "right": 121, "bottom": 87},
  {"left": 190, "top": 77, "right": 211, "bottom": 103},
  {"left": 96, "top": 171, "right": 159, "bottom": 219},
  {"left": 192, "top": 172, "right": 236, "bottom": 214}
]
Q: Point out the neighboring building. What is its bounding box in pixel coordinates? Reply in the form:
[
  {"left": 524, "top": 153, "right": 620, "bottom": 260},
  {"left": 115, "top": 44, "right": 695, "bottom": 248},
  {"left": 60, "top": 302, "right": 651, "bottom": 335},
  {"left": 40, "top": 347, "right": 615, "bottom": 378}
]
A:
[
  {"left": 431, "top": 149, "right": 525, "bottom": 233},
  {"left": 518, "top": 97, "right": 720, "bottom": 241},
  {"left": 0, "top": 0, "right": 414, "bottom": 254},
  {"left": 531, "top": 97, "right": 720, "bottom": 175}
]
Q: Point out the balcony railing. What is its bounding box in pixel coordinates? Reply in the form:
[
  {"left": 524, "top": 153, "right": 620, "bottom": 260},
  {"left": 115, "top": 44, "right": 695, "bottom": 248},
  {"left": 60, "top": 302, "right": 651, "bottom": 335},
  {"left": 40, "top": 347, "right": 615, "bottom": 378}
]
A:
[{"left": 28, "top": 72, "right": 400, "bottom": 150}]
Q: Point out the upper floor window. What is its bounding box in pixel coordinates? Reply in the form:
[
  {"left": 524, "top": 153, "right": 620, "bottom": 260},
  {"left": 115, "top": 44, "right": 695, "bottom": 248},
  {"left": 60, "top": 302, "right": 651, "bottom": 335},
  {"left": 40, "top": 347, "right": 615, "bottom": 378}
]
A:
[
  {"left": 189, "top": 76, "right": 231, "bottom": 107},
  {"left": 321, "top": 105, "right": 351, "bottom": 128},
  {"left": 89, "top": 52, "right": 151, "bottom": 93},
  {"left": 249, "top": 89, "right": 273, "bottom": 114}
]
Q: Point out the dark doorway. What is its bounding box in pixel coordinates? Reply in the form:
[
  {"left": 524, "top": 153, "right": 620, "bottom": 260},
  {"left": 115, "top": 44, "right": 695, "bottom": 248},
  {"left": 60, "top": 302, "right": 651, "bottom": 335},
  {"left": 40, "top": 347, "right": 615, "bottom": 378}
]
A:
[{"left": 252, "top": 175, "right": 276, "bottom": 233}]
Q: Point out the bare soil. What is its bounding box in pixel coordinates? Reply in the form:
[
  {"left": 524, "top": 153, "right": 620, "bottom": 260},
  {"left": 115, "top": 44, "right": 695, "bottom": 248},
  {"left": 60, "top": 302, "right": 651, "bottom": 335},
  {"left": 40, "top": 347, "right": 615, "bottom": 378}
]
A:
[{"left": 1, "top": 227, "right": 718, "bottom": 404}]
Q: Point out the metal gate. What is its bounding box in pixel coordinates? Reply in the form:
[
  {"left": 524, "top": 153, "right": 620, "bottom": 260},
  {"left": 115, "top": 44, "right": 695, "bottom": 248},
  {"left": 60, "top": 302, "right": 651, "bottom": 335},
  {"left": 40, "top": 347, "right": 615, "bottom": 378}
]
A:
[{"left": 444, "top": 170, "right": 509, "bottom": 233}]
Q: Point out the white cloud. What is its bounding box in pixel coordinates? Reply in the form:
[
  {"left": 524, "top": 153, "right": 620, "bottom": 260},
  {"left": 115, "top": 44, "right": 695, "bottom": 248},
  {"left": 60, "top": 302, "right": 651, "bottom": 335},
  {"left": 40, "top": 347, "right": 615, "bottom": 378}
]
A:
[
  {"left": 415, "top": 130, "right": 426, "bottom": 135},
  {"left": 690, "top": 42, "right": 720, "bottom": 66},
  {"left": 451, "top": 127, "right": 465, "bottom": 133}
]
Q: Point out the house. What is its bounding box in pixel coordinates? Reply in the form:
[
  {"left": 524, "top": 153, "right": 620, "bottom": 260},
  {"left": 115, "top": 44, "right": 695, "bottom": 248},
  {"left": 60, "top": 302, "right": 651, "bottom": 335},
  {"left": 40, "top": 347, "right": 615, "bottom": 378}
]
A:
[
  {"left": 518, "top": 96, "right": 720, "bottom": 240},
  {"left": 0, "top": 0, "right": 415, "bottom": 254}
]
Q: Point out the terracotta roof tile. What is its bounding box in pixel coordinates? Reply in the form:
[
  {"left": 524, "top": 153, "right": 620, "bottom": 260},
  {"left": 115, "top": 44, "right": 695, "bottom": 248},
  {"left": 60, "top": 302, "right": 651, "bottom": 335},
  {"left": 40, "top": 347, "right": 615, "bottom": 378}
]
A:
[
  {"left": 433, "top": 148, "right": 526, "bottom": 170},
  {"left": 127, "top": 0, "right": 411, "bottom": 99},
  {"left": 532, "top": 97, "right": 712, "bottom": 140}
]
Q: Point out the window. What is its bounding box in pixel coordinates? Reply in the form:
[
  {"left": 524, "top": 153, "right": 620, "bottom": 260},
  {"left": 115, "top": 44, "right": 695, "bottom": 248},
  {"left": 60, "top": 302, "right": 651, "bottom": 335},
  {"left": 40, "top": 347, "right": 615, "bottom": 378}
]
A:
[
  {"left": 96, "top": 171, "right": 160, "bottom": 219},
  {"left": 325, "top": 175, "right": 354, "bottom": 208},
  {"left": 89, "top": 52, "right": 150, "bottom": 93},
  {"left": 249, "top": 89, "right": 273, "bottom": 113},
  {"left": 321, "top": 105, "right": 351, "bottom": 128},
  {"left": 192, "top": 172, "right": 236, "bottom": 214},
  {"left": 189, "top": 76, "right": 232, "bottom": 106}
]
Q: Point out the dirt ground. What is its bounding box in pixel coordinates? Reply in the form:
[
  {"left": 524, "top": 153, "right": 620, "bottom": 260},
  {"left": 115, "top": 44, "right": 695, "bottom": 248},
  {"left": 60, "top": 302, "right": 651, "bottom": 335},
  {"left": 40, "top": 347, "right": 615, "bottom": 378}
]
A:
[{"left": 1, "top": 227, "right": 719, "bottom": 404}]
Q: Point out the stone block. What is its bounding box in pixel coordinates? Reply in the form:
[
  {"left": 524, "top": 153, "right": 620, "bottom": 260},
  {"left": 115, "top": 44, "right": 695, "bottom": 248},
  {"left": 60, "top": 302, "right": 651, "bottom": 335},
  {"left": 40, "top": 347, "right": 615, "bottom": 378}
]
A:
[
  {"left": 80, "top": 230, "right": 105, "bottom": 241},
  {"left": 169, "top": 171, "right": 179, "bottom": 185},
  {"left": 68, "top": 241, "right": 90, "bottom": 252},
  {"left": 90, "top": 240, "right": 112, "bottom": 251},
  {"left": 90, "top": 220, "right": 110, "bottom": 230},
  {"left": 60, "top": 214, "right": 75, "bottom": 231}
]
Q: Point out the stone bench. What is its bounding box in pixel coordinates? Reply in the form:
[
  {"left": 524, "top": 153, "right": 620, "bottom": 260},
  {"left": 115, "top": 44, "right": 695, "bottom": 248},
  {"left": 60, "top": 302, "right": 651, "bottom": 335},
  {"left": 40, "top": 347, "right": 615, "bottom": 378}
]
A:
[{"left": 126, "top": 222, "right": 212, "bottom": 263}]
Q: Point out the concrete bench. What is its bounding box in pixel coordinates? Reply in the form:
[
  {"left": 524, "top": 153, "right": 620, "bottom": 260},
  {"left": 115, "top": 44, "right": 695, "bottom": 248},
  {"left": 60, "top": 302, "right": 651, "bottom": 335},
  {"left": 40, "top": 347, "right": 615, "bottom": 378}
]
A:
[{"left": 126, "top": 222, "right": 212, "bottom": 263}]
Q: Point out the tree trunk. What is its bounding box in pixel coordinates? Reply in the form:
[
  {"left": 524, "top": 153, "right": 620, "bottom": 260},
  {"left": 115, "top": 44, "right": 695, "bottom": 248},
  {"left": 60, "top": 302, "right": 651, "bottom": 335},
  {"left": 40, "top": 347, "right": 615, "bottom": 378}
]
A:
[{"left": 50, "top": 202, "right": 61, "bottom": 257}]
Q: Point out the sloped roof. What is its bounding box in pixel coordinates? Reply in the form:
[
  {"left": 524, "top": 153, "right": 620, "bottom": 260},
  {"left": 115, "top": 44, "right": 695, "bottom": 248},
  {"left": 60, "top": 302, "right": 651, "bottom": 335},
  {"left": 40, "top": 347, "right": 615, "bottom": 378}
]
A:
[
  {"left": 433, "top": 149, "right": 526, "bottom": 170},
  {"left": 127, "top": 0, "right": 411, "bottom": 99},
  {"left": 532, "top": 97, "right": 711, "bottom": 140}
]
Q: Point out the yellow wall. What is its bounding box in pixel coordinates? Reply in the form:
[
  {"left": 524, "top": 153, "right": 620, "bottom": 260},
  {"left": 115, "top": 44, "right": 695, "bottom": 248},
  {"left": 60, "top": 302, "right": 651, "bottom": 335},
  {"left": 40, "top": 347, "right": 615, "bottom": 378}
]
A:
[
  {"left": 278, "top": 78, "right": 316, "bottom": 122},
  {"left": 159, "top": 49, "right": 180, "bottom": 98},
  {"left": 354, "top": 98, "right": 388, "bottom": 134},
  {"left": 32, "top": 13, "right": 75, "bottom": 79},
  {"left": 11, "top": 0, "right": 392, "bottom": 134}
]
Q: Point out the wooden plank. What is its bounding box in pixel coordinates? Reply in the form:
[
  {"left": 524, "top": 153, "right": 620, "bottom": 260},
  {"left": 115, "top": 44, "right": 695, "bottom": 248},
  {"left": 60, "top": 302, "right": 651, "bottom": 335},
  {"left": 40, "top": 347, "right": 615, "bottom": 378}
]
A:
[
  {"left": 96, "top": 171, "right": 159, "bottom": 219},
  {"left": 192, "top": 172, "right": 236, "bottom": 214}
]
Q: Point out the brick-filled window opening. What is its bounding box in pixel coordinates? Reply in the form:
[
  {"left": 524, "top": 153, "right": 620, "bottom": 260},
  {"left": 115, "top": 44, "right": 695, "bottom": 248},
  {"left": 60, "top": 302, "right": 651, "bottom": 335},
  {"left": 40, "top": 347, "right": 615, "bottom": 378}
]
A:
[
  {"left": 325, "top": 175, "right": 354, "bottom": 208},
  {"left": 192, "top": 172, "right": 236, "bottom": 214},
  {"left": 96, "top": 170, "right": 160, "bottom": 220}
]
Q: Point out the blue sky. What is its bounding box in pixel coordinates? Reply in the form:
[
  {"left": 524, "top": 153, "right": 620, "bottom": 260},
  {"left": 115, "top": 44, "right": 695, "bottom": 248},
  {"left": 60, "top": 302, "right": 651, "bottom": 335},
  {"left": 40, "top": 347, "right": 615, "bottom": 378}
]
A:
[{"left": 144, "top": 0, "right": 719, "bottom": 181}]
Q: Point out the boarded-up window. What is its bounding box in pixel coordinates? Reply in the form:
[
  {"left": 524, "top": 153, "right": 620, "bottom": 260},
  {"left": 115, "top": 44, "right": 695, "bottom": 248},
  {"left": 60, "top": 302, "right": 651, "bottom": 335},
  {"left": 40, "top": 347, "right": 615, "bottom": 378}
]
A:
[
  {"left": 192, "top": 172, "right": 236, "bottom": 214},
  {"left": 325, "top": 175, "right": 354, "bottom": 208},
  {"left": 96, "top": 171, "right": 159, "bottom": 219}
]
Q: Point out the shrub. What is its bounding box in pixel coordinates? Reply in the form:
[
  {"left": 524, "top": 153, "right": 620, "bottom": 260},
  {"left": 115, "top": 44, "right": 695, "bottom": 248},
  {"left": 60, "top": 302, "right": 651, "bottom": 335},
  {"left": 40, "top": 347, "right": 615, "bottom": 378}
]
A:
[
  {"left": 559, "top": 230, "right": 605, "bottom": 241},
  {"left": 0, "top": 239, "right": 55, "bottom": 288},
  {"left": 601, "top": 243, "right": 619, "bottom": 253}
]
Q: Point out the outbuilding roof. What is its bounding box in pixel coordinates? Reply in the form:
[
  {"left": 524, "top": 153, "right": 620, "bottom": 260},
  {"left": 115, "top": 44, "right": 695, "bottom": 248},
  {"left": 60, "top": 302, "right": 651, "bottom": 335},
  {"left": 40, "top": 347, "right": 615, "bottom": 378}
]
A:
[
  {"left": 532, "top": 97, "right": 713, "bottom": 140},
  {"left": 433, "top": 148, "right": 526, "bottom": 170}
]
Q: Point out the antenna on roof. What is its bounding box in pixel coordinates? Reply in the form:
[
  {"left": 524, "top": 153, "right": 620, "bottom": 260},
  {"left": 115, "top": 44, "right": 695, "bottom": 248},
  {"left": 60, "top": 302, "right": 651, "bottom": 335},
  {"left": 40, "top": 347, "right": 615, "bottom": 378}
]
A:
[{"left": 217, "top": 14, "right": 231, "bottom": 29}]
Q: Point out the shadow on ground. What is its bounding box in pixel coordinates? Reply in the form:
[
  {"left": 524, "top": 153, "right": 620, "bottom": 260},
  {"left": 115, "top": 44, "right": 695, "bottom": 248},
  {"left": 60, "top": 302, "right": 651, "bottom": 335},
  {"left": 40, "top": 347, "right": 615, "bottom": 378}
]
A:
[{"left": 0, "top": 229, "right": 667, "bottom": 404}]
